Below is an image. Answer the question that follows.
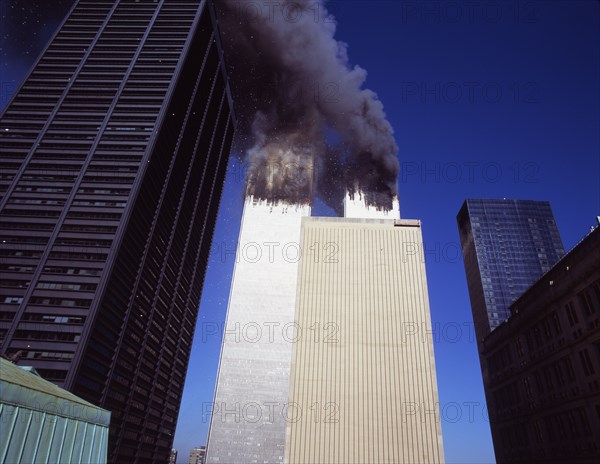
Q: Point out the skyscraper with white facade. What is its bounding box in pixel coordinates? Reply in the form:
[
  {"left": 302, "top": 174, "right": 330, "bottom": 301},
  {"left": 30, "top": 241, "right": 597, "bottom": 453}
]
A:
[
  {"left": 207, "top": 188, "right": 444, "bottom": 463},
  {"left": 206, "top": 196, "right": 311, "bottom": 463}
]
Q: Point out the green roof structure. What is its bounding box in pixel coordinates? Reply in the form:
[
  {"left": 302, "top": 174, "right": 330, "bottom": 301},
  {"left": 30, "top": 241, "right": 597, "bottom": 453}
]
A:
[{"left": 0, "top": 357, "right": 110, "bottom": 463}]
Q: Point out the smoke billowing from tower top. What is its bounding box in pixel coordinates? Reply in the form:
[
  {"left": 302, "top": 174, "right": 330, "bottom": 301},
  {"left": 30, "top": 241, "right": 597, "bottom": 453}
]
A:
[
  {"left": 215, "top": 0, "right": 399, "bottom": 210},
  {"left": 245, "top": 132, "right": 315, "bottom": 205}
]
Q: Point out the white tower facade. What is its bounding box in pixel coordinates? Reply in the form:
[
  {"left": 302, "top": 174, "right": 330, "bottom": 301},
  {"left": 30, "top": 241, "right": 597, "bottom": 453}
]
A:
[
  {"left": 206, "top": 197, "right": 311, "bottom": 464},
  {"left": 343, "top": 191, "right": 401, "bottom": 219}
]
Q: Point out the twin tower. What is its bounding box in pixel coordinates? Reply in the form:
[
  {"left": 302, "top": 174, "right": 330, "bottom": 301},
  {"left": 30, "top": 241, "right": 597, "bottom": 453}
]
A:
[{"left": 206, "top": 189, "right": 445, "bottom": 463}]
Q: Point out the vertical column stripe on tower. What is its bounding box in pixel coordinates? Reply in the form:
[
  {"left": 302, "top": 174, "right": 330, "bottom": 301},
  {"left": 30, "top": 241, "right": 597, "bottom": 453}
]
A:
[{"left": 285, "top": 217, "right": 445, "bottom": 464}]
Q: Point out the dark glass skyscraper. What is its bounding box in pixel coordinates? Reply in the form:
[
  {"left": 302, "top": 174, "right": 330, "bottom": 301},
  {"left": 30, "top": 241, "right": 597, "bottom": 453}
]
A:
[
  {"left": 0, "top": 1, "right": 235, "bottom": 462},
  {"left": 457, "top": 199, "right": 565, "bottom": 350}
]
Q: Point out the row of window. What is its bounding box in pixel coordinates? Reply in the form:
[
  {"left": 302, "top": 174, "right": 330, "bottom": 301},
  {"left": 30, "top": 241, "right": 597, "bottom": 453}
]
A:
[
  {"left": 22, "top": 314, "right": 85, "bottom": 324},
  {"left": 13, "top": 330, "right": 80, "bottom": 343},
  {"left": 498, "top": 407, "right": 593, "bottom": 452},
  {"left": 2, "top": 221, "right": 117, "bottom": 234},
  {"left": 492, "top": 346, "right": 599, "bottom": 417},
  {"left": 490, "top": 280, "right": 600, "bottom": 375}
]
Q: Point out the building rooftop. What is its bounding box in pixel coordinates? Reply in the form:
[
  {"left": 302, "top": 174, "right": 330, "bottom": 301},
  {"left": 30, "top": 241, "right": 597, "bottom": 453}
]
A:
[{"left": 0, "top": 357, "right": 110, "bottom": 426}]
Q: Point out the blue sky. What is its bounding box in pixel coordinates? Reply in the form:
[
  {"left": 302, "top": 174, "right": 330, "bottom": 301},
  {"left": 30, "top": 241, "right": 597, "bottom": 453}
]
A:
[
  {"left": 2, "top": 1, "right": 599, "bottom": 463},
  {"left": 175, "top": 2, "right": 599, "bottom": 462}
]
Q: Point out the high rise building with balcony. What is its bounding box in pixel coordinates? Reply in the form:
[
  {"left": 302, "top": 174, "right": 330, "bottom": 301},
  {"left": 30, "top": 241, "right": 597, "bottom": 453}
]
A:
[
  {"left": 457, "top": 199, "right": 565, "bottom": 352},
  {"left": 0, "top": 1, "right": 235, "bottom": 462}
]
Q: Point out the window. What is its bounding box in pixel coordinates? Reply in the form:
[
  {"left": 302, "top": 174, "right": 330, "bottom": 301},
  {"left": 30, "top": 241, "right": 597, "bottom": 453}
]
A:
[
  {"left": 43, "top": 266, "right": 102, "bottom": 276},
  {"left": 565, "top": 302, "right": 579, "bottom": 326},
  {"left": 533, "top": 421, "right": 543, "bottom": 443},
  {"left": 577, "top": 408, "right": 591, "bottom": 435},
  {"left": 35, "top": 369, "right": 67, "bottom": 381},
  {"left": 22, "top": 313, "right": 84, "bottom": 324},
  {"left": 579, "top": 350, "right": 595, "bottom": 376},
  {"left": 564, "top": 357, "right": 576, "bottom": 382},
  {"left": 543, "top": 367, "right": 553, "bottom": 390},
  {"left": 48, "top": 251, "right": 108, "bottom": 262},
  {"left": 29, "top": 297, "right": 91, "bottom": 308},
  {"left": 14, "top": 330, "right": 80, "bottom": 343},
  {"left": 0, "top": 280, "right": 29, "bottom": 289},
  {"left": 551, "top": 312, "right": 562, "bottom": 335},
  {"left": 37, "top": 282, "right": 97, "bottom": 291},
  {"left": 553, "top": 364, "right": 565, "bottom": 387},
  {"left": 25, "top": 351, "right": 74, "bottom": 361},
  {"left": 578, "top": 291, "right": 594, "bottom": 317},
  {"left": 524, "top": 377, "right": 532, "bottom": 397}
]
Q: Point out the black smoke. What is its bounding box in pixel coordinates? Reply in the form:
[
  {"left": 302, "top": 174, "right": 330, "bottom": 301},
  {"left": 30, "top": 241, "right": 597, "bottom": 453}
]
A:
[{"left": 214, "top": 0, "right": 399, "bottom": 211}]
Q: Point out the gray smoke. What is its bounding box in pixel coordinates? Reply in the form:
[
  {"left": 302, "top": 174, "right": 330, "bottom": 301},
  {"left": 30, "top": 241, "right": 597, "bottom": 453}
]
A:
[{"left": 215, "top": 0, "right": 399, "bottom": 210}]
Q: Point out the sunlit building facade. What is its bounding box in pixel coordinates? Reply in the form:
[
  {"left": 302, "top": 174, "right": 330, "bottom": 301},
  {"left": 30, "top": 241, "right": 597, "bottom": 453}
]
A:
[
  {"left": 207, "top": 194, "right": 444, "bottom": 463},
  {"left": 286, "top": 212, "right": 444, "bottom": 464}
]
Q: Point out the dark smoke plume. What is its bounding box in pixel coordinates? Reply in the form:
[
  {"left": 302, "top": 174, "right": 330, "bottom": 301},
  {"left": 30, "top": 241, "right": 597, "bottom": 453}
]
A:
[{"left": 214, "top": 0, "right": 399, "bottom": 210}]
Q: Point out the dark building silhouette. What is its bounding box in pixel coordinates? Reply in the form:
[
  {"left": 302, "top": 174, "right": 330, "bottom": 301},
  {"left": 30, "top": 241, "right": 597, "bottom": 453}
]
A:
[
  {"left": 457, "top": 199, "right": 565, "bottom": 351},
  {"left": 482, "top": 225, "right": 600, "bottom": 463},
  {"left": 0, "top": 1, "right": 235, "bottom": 462}
]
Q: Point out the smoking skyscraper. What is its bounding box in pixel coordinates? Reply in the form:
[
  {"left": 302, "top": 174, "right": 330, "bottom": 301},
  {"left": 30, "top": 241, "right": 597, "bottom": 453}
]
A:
[
  {"left": 215, "top": 0, "right": 400, "bottom": 211},
  {"left": 207, "top": 154, "right": 312, "bottom": 463},
  {"left": 206, "top": 2, "right": 442, "bottom": 462}
]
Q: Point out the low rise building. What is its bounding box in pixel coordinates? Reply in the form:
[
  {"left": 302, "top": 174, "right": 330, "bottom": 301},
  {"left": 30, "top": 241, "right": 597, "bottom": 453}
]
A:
[
  {"left": 482, "top": 225, "right": 600, "bottom": 463},
  {"left": 0, "top": 357, "right": 110, "bottom": 463}
]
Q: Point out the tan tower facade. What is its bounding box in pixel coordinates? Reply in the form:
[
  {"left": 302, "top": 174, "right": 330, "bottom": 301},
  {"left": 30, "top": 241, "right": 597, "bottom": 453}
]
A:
[
  {"left": 285, "top": 208, "right": 444, "bottom": 463},
  {"left": 207, "top": 193, "right": 444, "bottom": 463}
]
